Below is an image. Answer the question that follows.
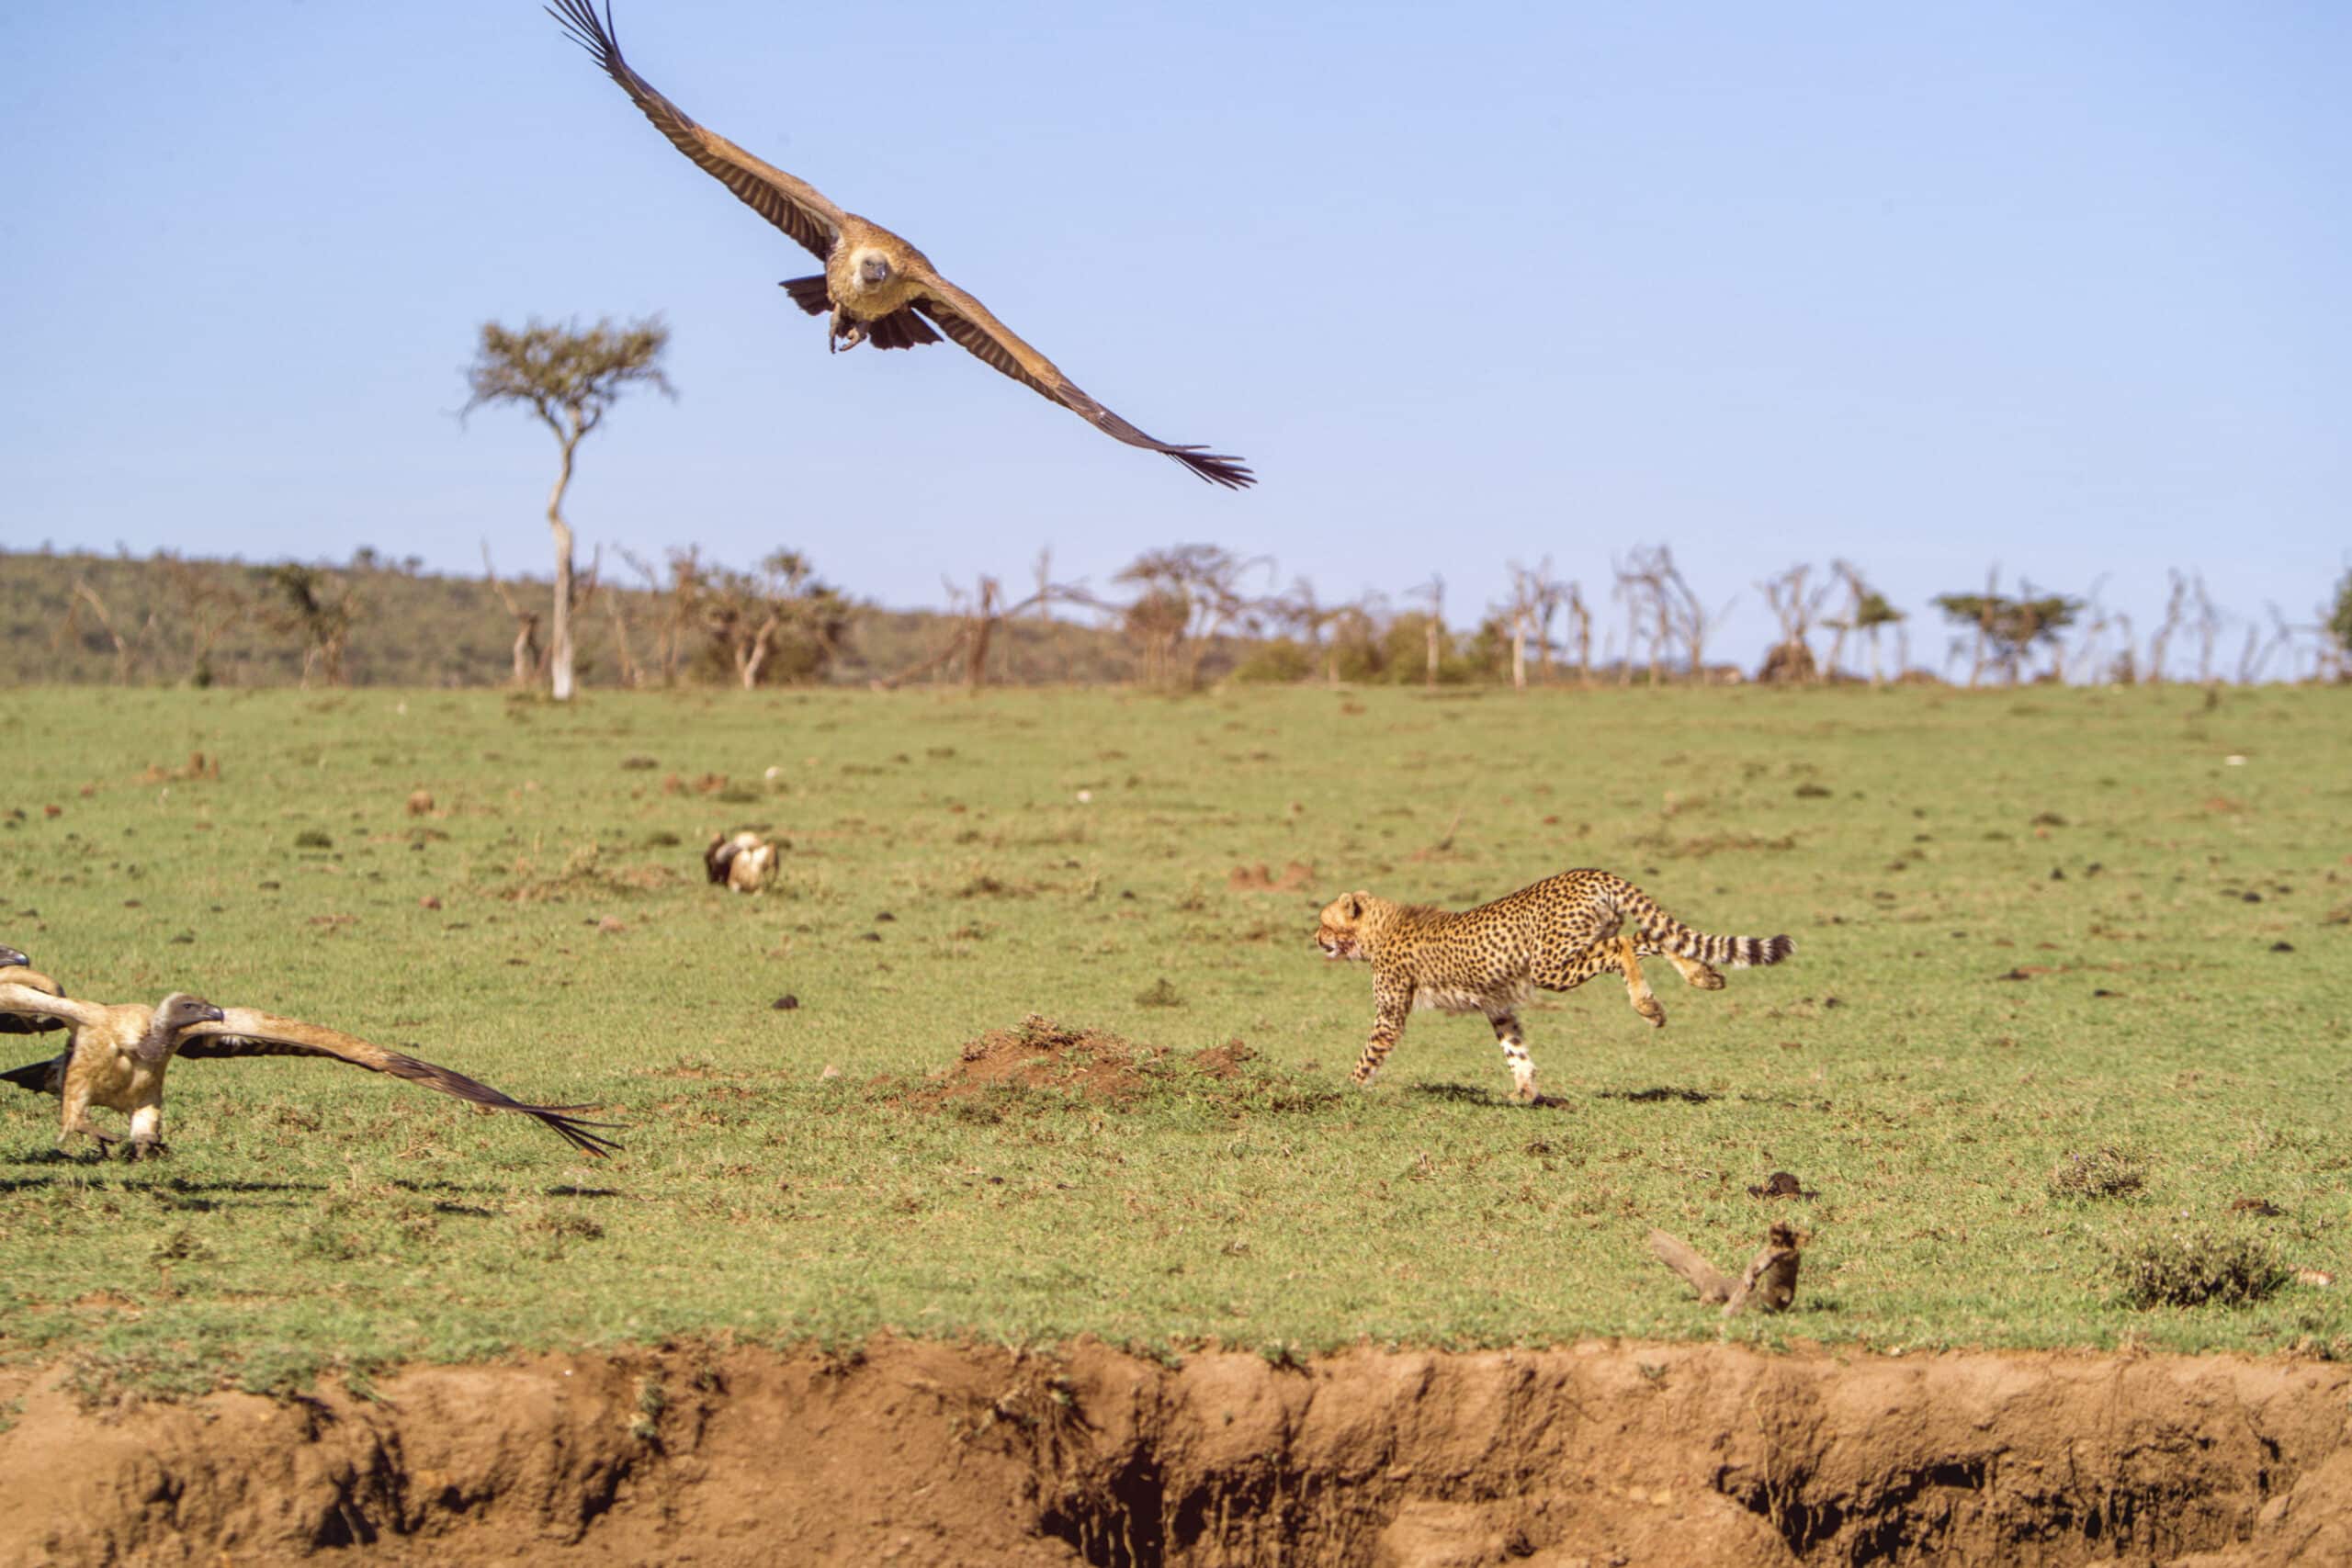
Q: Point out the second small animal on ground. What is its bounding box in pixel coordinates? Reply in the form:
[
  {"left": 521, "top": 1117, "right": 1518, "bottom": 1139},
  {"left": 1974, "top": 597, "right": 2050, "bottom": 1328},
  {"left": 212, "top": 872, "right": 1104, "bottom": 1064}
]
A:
[
  {"left": 1315, "top": 868, "right": 1793, "bottom": 1102},
  {"left": 705, "top": 830, "right": 779, "bottom": 893}
]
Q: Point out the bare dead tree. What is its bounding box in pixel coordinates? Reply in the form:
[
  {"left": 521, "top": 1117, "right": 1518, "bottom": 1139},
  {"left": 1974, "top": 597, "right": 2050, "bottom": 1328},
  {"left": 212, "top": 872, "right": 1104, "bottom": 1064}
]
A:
[
  {"left": 2189, "top": 573, "right": 2222, "bottom": 685},
  {"left": 2108, "top": 612, "right": 2138, "bottom": 685},
  {"left": 1408, "top": 574, "right": 1445, "bottom": 687},
  {"left": 1563, "top": 581, "right": 1593, "bottom": 687},
  {"left": 1656, "top": 547, "right": 1734, "bottom": 682},
  {"left": 1501, "top": 559, "right": 1550, "bottom": 692},
  {"left": 2066, "top": 575, "right": 2113, "bottom": 685},
  {"left": 1756, "top": 563, "right": 1834, "bottom": 683},
  {"left": 481, "top": 541, "right": 545, "bottom": 688},
  {"left": 1608, "top": 558, "right": 1645, "bottom": 687},
  {"left": 56, "top": 579, "right": 135, "bottom": 684},
  {"left": 155, "top": 555, "right": 246, "bottom": 687},
  {"left": 1107, "top": 546, "right": 1274, "bottom": 689},
  {"left": 2145, "top": 570, "right": 2189, "bottom": 684},
  {"left": 600, "top": 572, "right": 642, "bottom": 689}
]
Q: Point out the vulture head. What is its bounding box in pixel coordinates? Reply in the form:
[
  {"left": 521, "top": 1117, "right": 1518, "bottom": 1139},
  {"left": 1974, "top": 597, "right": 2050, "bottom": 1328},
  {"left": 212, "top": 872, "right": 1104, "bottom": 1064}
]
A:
[
  {"left": 156, "top": 993, "right": 227, "bottom": 1032},
  {"left": 857, "top": 253, "right": 892, "bottom": 288},
  {"left": 0, "top": 945, "right": 28, "bottom": 970}
]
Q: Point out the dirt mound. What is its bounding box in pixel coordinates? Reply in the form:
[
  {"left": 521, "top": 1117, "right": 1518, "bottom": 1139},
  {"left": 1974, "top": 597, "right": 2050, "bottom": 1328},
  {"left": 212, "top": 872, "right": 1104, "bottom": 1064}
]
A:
[
  {"left": 899, "top": 1018, "right": 1323, "bottom": 1113},
  {"left": 5, "top": 1339, "right": 2349, "bottom": 1567},
  {"left": 931, "top": 1015, "right": 1159, "bottom": 1104}
]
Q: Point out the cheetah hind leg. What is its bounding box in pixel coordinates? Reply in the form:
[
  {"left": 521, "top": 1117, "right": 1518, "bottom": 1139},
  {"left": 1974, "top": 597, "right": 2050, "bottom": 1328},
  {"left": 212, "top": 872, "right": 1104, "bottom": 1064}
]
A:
[
  {"left": 1619, "top": 935, "right": 1666, "bottom": 1027},
  {"left": 1659, "top": 950, "right": 1725, "bottom": 990}
]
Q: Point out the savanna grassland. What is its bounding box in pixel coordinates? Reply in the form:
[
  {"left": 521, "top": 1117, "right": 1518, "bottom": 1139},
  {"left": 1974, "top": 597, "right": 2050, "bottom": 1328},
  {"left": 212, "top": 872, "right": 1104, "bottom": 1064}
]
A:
[{"left": 1, "top": 682, "right": 2347, "bottom": 1396}]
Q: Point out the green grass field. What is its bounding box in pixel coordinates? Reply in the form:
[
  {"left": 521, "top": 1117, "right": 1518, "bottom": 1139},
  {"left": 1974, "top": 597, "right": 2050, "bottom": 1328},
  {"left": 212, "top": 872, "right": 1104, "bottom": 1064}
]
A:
[{"left": 2, "top": 682, "right": 2347, "bottom": 1393}]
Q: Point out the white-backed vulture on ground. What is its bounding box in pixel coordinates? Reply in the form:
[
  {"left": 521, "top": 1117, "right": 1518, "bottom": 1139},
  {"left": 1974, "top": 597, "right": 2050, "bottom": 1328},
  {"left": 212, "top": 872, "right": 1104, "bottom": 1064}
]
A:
[
  {"left": 705, "top": 829, "right": 779, "bottom": 893},
  {"left": 0, "top": 960, "right": 620, "bottom": 1160}
]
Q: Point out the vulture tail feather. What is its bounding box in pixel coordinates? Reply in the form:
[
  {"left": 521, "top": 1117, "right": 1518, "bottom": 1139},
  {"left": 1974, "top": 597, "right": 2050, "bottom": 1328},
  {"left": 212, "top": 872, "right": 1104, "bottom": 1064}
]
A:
[{"left": 779, "top": 276, "right": 832, "bottom": 315}]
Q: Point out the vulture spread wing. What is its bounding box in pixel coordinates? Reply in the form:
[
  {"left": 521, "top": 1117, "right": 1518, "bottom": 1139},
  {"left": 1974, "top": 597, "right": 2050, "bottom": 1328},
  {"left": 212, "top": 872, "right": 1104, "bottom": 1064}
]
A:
[
  {"left": 0, "top": 975, "right": 91, "bottom": 1035},
  {"left": 175, "top": 1009, "right": 623, "bottom": 1158},
  {"left": 548, "top": 0, "right": 845, "bottom": 263},
  {"left": 0, "top": 971, "right": 71, "bottom": 1034},
  {"left": 0, "top": 974, "right": 81, "bottom": 1095},
  {"left": 912, "top": 280, "right": 1256, "bottom": 490}
]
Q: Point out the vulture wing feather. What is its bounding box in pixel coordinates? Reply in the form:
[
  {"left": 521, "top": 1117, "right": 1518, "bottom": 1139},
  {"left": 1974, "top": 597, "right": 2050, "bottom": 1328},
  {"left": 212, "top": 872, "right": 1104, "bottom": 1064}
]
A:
[
  {"left": 176, "top": 1010, "right": 623, "bottom": 1158},
  {"left": 913, "top": 279, "right": 1255, "bottom": 490},
  {"left": 548, "top": 0, "right": 844, "bottom": 264}
]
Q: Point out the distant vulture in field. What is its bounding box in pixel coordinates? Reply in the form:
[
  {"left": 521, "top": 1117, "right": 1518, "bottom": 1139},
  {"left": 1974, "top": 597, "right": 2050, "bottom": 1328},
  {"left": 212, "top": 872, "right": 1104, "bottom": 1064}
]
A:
[
  {"left": 0, "top": 961, "right": 621, "bottom": 1160},
  {"left": 705, "top": 829, "right": 779, "bottom": 893},
  {"left": 547, "top": 0, "right": 1255, "bottom": 491}
]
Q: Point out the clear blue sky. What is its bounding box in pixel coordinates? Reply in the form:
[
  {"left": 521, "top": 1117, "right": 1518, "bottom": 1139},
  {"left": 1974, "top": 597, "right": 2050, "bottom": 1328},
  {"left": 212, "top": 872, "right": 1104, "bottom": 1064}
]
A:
[{"left": 4, "top": 1, "right": 2346, "bottom": 672}]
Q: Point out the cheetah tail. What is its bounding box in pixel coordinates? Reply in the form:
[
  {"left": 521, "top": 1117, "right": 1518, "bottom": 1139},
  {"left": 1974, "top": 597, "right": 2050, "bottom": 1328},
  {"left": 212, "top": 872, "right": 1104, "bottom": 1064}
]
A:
[{"left": 1644, "top": 920, "right": 1794, "bottom": 969}]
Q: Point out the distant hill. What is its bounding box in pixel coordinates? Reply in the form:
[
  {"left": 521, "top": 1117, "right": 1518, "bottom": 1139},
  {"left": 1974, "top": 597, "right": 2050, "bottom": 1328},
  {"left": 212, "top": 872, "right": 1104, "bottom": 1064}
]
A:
[{"left": 0, "top": 548, "right": 1160, "bottom": 690}]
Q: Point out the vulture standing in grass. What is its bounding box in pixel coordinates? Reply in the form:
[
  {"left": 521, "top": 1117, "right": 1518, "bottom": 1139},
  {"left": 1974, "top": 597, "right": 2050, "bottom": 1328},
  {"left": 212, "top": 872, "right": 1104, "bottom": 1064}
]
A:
[
  {"left": 0, "top": 956, "right": 620, "bottom": 1160},
  {"left": 547, "top": 0, "right": 1255, "bottom": 490},
  {"left": 705, "top": 829, "right": 779, "bottom": 893}
]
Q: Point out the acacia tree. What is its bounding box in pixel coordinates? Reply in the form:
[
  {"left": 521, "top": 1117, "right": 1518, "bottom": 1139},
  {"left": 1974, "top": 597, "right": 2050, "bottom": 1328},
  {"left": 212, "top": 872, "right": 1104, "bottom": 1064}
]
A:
[
  {"left": 461, "top": 317, "right": 673, "bottom": 701},
  {"left": 1822, "top": 561, "right": 1904, "bottom": 686},
  {"left": 1931, "top": 581, "right": 2080, "bottom": 684}
]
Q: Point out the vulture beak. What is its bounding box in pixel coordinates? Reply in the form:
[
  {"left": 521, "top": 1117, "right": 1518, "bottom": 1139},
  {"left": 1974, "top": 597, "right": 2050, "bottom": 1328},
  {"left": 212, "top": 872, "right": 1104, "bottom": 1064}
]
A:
[
  {"left": 0, "top": 945, "right": 28, "bottom": 969},
  {"left": 200, "top": 1003, "right": 226, "bottom": 1025}
]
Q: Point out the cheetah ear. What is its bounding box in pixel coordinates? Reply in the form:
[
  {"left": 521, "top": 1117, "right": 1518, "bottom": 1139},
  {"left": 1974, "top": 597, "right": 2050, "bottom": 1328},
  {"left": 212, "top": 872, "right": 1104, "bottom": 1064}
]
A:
[{"left": 1344, "top": 892, "right": 1366, "bottom": 919}]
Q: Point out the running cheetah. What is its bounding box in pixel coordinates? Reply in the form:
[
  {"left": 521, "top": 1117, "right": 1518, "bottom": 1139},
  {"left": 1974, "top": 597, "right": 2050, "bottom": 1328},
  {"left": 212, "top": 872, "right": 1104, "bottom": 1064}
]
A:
[{"left": 1316, "top": 868, "right": 1792, "bottom": 1101}]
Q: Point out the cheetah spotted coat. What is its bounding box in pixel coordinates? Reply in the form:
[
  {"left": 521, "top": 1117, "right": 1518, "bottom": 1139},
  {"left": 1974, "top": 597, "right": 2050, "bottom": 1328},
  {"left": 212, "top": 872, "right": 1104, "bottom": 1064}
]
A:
[{"left": 1316, "top": 868, "right": 1792, "bottom": 1102}]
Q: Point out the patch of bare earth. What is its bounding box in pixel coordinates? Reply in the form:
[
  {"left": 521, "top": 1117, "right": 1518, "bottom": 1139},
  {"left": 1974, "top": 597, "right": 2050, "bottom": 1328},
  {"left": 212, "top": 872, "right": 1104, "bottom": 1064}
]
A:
[{"left": 5, "top": 1341, "right": 2351, "bottom": 1567}]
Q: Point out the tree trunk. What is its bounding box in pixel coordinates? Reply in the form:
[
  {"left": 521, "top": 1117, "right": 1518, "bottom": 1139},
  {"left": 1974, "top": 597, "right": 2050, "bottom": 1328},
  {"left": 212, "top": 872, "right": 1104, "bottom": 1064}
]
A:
[
  {"left": 1510, "top": 613, "right": 1526, "bottom": 692},
  {"left": 548, "top": 433, "right": 581, "bottom": 701},
  {"left": 511, "top": 615, "right": 541, "bottom": 687},
  {"left": 740, "top": 615, "right": 780, "bottom": 689}
]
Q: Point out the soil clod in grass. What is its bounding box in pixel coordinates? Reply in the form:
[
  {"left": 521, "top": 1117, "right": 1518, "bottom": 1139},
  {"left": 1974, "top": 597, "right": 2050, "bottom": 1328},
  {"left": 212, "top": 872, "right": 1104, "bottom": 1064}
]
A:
[
  {"left": 1134, "top": 977, "right": 1183, "bottom": 1008},
  {"left": 1747, "top": 1171, "right": 1817, "bottom": 1200},
  {"left": 1603, "top": 1086, "right": 1716, "bottom": 1104},
  {"left": 2049, "top": 1146, "right": 2148, "bottom": 1200},
  {"left": 2229, "top": 1196, "right": 2284, "bottom": 1217},
  {"left": 772, "top": 995, "right": 800, "bottom": 1011},
  {"left": 1227, "top": 861, "right": 1314, "bottom": 893}
]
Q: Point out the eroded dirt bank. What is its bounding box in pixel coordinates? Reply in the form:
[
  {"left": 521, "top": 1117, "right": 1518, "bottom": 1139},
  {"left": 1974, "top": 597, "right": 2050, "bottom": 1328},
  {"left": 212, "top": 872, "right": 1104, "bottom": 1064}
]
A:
[{"left": 4, "top": 1338, "right": 2349, "bottom": 1567}]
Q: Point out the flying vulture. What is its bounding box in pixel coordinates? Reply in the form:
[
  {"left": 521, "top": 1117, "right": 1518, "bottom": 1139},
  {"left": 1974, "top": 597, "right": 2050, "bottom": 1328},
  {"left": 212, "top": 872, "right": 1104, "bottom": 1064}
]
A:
[
  {"left": 548, "top": 0, "right": 1255, "bottom": 490},
  {"left": 0, "top": 960, "right": 620, "bottom": 1160},
  {"left": 705, "top": 829, "right": 779, "bottom": 893}
]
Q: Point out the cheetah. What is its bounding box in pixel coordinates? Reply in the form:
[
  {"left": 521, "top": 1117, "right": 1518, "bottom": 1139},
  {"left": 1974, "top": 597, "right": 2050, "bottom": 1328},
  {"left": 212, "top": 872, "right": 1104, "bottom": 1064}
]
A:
[{"left": 1315, "top": 869, "right": 1792, "bottom": 1102}]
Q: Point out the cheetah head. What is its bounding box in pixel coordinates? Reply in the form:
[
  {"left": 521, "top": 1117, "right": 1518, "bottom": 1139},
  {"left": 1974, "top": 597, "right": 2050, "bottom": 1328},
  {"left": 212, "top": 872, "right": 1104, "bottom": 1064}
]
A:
[{"left": 1316, "top": 891, "right": 1377, "bottom": 962}]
